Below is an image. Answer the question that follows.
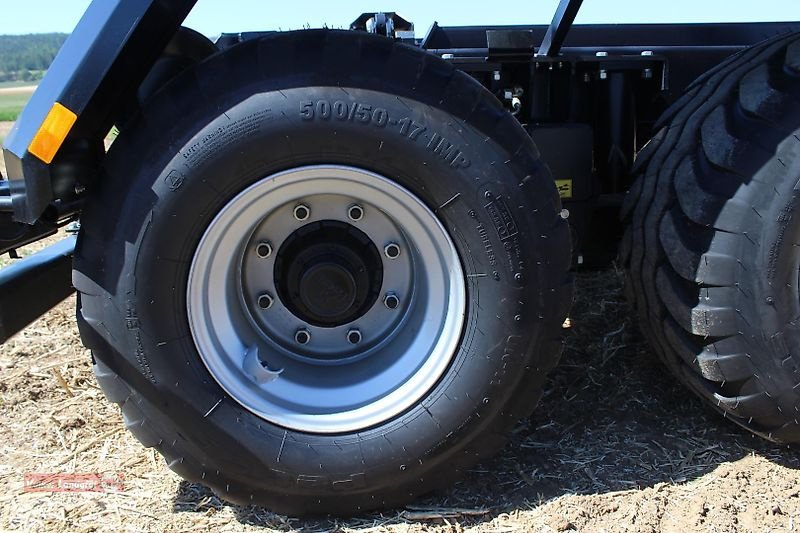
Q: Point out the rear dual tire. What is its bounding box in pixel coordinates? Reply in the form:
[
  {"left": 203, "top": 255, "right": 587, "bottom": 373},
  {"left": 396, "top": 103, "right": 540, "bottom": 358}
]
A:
[
  {"left": 75, "top": 31, "right": 572, "bottom": 514},
  {"left": 623, "top": 32, "right": 800, "bottom": 443}
]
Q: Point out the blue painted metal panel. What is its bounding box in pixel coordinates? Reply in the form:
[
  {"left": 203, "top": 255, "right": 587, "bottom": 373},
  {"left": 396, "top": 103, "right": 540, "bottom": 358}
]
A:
[{"left": 2, "top": 0, "right": 197, "bottom": 223}]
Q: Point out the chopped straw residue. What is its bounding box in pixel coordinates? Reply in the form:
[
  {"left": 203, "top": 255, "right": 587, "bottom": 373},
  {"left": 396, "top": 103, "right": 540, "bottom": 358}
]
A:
[{"left": 0, "top": 264, "right": 798, "bottom": 532}]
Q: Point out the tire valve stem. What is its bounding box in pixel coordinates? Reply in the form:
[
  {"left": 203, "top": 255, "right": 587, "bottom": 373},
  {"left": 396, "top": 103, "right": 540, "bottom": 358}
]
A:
[
  {"left": 243, "top": 345, "right": 283, "bottom": 384},
  {"left": 295, "top": 329, "right": 311, "bottom": 345}
]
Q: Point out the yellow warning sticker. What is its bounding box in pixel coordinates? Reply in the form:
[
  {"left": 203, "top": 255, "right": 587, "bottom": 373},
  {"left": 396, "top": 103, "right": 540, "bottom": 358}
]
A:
[{"left": 555, "top": 179, "right": 573, "bottom": 199}]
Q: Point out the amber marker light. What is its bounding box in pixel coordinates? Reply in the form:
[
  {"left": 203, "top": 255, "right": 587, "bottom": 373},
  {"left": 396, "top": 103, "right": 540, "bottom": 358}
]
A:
[{"left": 27, "top": 102, "right": 78, "bottom": 164}]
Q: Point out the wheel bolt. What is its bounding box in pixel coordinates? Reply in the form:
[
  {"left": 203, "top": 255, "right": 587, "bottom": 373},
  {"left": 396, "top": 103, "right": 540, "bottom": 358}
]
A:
[
  {"left": 255, "top": 241, "right": 273, "bottom": 259},
  {"left": 293, "top": 204, "right": 310, "bottom": 221},
  {"left": 384, "top": 242, "right": 401, "bottom": 259},
  {"left": 384, "top": 293, "right": 400, "bottom": 310},
  {"left": 347, "top": 204, "right": 364, "bottom": 221},
  {"left": 257, "top": 293, "right": 274, "bottom": 309},
  {"left": 347, "top": 329, "right": 362, "bottom": 344},
  {"left": 295, "top": 329, "right": 311, "bottom": 345}
]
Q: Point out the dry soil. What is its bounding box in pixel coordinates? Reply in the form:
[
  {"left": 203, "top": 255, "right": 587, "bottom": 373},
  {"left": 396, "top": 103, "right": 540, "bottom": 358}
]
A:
[{"left": 0, "top": 246, "right": 798, "bottom": 532}]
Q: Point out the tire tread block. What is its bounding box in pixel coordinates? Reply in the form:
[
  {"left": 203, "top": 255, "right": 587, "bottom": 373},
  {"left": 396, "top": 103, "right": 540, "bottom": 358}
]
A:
[{"left": 622, "top": 32, "right": 800, "bottom": 444}]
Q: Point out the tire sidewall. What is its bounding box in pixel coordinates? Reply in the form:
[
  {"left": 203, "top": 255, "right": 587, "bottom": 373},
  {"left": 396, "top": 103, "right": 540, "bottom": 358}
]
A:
[
  {"left": 747, "top": 131, "right": 800, "bottom": 391},
  {"left": 92, "top": 84, "right": 561, "bottom": 494}
]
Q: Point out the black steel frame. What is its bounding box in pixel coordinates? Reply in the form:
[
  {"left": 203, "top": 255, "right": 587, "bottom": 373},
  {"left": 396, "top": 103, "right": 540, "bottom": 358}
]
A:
[
  {"left": 539, "top": 0, "right": 585, "bottom": 57},
  {"left": 0, "top": 0, "right": 799, "bottom": 340}
]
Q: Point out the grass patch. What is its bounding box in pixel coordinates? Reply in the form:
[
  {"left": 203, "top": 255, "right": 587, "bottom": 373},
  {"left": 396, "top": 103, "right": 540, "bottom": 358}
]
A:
[
  {"left": 0, "top": 92, "right": 30, "bottom": 122},
  {"left": 0, "top": 80, "right": 39, "bottom": 89},
  {"left": 0, "top": 110, "right": 20, "bottom": 122},
  {"left": 0, "top": 86, "right": 35, "bottom": 123}
]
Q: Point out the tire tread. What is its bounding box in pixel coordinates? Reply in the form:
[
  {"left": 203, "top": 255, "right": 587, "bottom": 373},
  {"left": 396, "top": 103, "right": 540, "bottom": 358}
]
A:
[{"left": 623, "top": 31, "right": 800, "bottom": 443}]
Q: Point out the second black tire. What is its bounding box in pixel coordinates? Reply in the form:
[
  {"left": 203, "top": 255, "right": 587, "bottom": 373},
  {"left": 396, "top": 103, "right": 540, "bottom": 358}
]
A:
[{"left": 622, "top": 32, "right": 800, "bottom": 443}]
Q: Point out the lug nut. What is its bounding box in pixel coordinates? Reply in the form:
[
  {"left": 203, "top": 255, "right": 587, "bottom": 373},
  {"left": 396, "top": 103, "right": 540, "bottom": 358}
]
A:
[
  {"left": 255, "top": 241, "right": 273, "bottom": 258},
  {"left": 347, "top": 204, "right": 364, "bottom": 221},
  {"left": 384, "top": 242, "right": 401, "bottom": 259},
  {"left": 295, "top": 329, "right": 311, "bottom": 345},
  {"left": 257, "top": 293, "right": 274, "bottom": 309},
  {"left": 384, "top": 293, "right": 400, "bottom": 310},
  {"left": 347, "top": 329, "right": 362, "bottom": 344},
  {"left": 293, "top": 204, "right": 310, "bottom": 221}
]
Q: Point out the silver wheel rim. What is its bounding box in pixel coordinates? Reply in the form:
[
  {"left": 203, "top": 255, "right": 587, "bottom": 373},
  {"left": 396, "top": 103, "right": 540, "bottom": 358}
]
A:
[{"left": 187, "top": 165, "right": 466, "bottom": 433}]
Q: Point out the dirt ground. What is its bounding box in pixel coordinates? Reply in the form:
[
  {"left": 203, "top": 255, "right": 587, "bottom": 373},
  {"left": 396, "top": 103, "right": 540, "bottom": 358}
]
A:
[
  {"left": 0, "top": 86, "right": 36, "bottom": 95},
  {"left": 0, "top": 250, "right": 798, "bottom": 531}
]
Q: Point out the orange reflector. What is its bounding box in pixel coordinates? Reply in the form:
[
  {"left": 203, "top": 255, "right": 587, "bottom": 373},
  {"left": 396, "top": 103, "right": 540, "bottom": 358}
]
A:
[{"left": 28, "top": 102, "right": 77, "bottom": 164}]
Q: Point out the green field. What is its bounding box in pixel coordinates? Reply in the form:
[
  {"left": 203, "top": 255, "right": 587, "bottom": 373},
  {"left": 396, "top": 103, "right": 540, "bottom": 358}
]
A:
[
  {"left": 0, "top": 84, "right": 34, "bottom": 122},
  {"left": 0, "top": 80, "right": 39, "bottom": 88}
]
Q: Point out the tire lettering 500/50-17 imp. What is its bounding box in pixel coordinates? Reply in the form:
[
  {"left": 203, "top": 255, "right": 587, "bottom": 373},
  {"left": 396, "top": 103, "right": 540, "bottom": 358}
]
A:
[{"left": 300, "top": 99, "right": 471, "bottom": 168}]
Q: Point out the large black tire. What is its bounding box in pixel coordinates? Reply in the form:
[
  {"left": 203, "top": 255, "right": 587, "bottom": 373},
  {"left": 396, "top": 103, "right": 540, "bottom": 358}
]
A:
[
  {"left": 74, "top": 31, "right": 572, "bottom": 515},
  {"left": 622, "top": 32, "right": 800, "bottom": 443}
]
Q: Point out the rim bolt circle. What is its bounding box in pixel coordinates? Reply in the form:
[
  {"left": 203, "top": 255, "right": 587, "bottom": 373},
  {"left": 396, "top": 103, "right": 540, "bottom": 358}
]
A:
[
  {"left": 384, "top": 293, "right": 400, "bottom": 310},
  {"left": 384, "top": 242, "right": 401, "bottom": 259},
  {"left": 347, "top": 329, "right": 362, "bottom": 344},
  {"left": 255, "top": 241, "right": 273, "bottom": 259},
  {"left": 257, "top": 293, "right": 274, "bottom": 309},
  {"left": 293, "top": 204, "right": 310, "bottom": 221},
  {"left": 347, "top": 204, "right": 364, "bottom": 221},
  {"left": 295, "top": 329, "right": 311, "bottom": 345}
]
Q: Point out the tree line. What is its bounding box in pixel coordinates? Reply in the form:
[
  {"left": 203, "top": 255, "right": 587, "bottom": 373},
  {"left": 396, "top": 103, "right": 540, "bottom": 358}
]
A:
[{"left": 0, "top": 33, "right": 68, "bottom": 83}]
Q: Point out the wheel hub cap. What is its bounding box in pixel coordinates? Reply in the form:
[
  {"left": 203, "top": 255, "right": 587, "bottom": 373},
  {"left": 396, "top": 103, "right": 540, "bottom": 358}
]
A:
[
  {"left": 187, "top": 165, "right": 466, "bottom": 433},
  {"left": 274, "top": 220, "right": 382, "bottom": 328}
]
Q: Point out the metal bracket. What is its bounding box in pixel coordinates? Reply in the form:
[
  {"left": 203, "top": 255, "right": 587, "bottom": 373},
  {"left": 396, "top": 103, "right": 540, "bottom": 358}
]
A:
[{"left": 538, "top": 0, "right": 585, "bottom": 57}]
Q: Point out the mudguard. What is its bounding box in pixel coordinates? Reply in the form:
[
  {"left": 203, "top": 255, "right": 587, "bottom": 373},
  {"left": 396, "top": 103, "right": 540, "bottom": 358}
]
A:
[{"left": 2, "top": 0, "right": 197, "bottom": 224}]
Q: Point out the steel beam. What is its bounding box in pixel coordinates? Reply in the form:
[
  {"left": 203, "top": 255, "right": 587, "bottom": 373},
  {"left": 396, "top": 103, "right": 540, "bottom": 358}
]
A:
[
  {"left": 0, "top": 237, "right": 75, "bottom": 343},
  {"left": 538, "top": 0, "right": 585, "bottom": 57}
]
